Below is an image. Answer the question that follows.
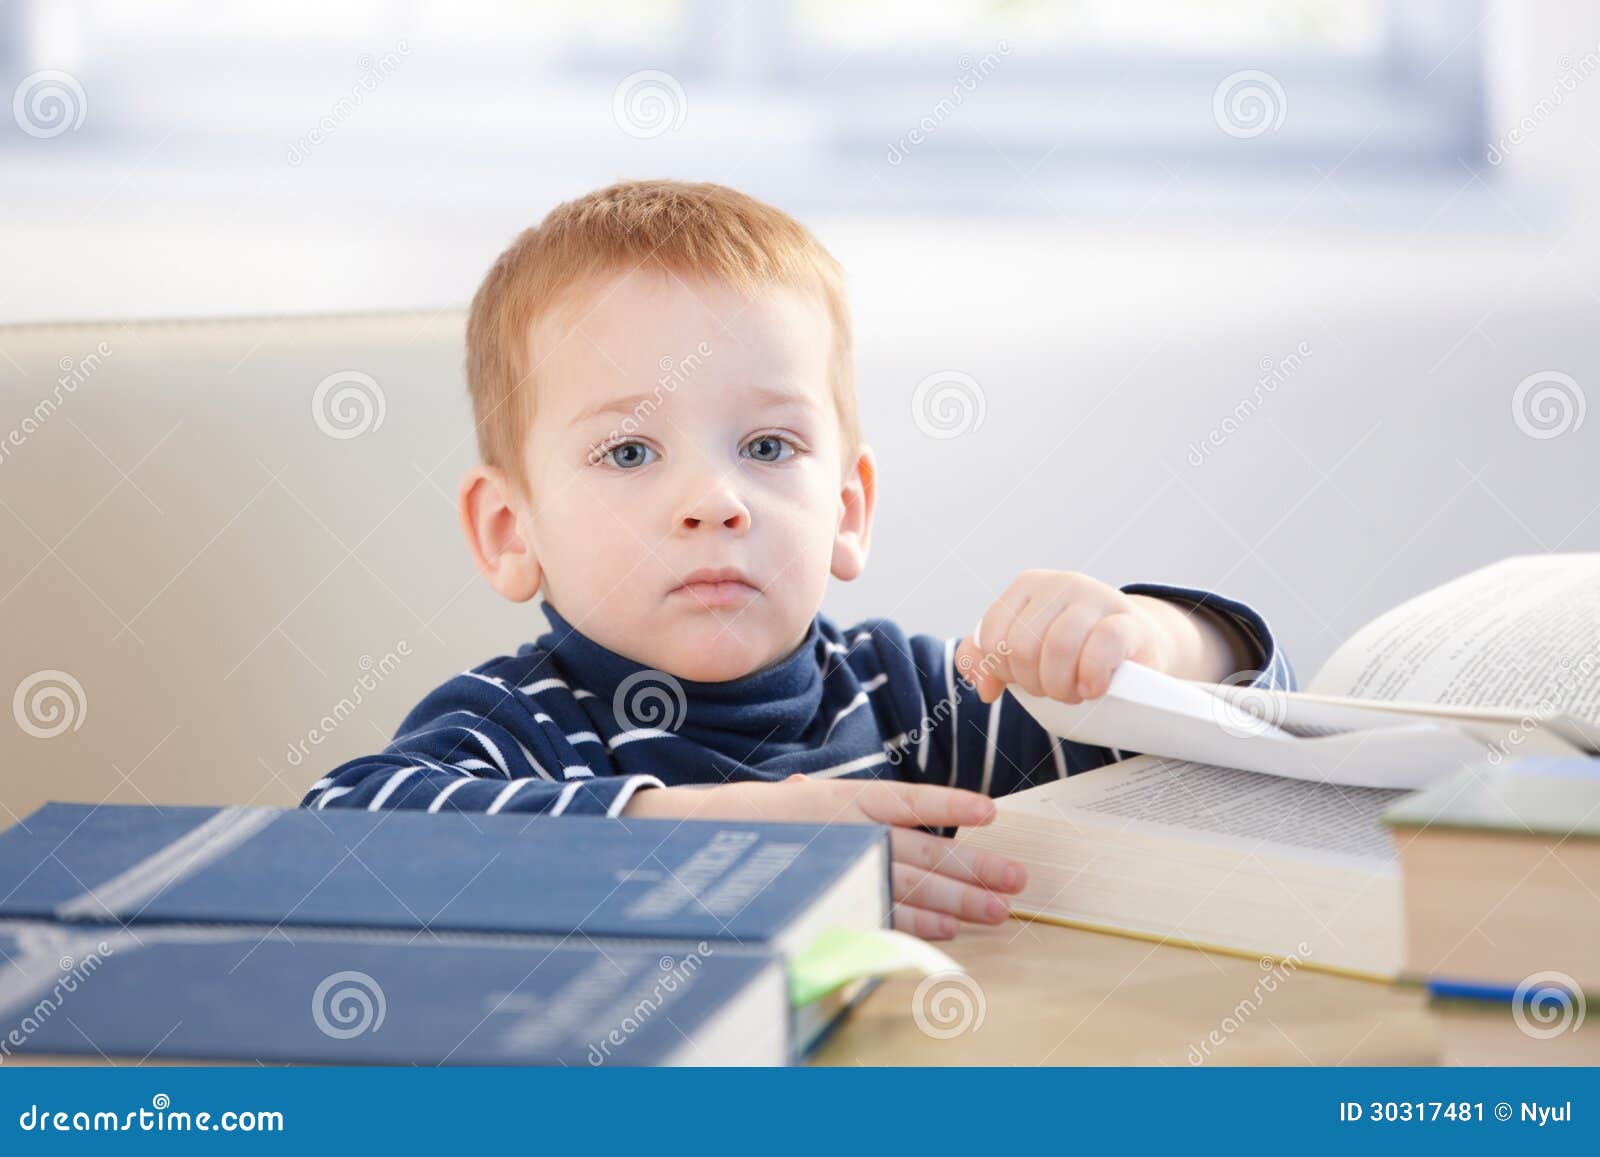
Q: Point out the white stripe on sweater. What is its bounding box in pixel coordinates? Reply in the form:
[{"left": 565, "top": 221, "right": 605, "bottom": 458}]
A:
[
  {"left": 608, "top": 727, "right": 677, "bottom": 748},
  {"left": 511, "top": 736, "right": 555, "bottom": 781},
  {"left": 316, "top": 786, "right": 354, "bottom": 809},
  {"left": 915, "top": 685, "right": 930, "bottom": 774},
  {"left": 822, "top": 631, "right": 872, "bottom": 656},
  {"left": 486, "top": 779, "right": 532, "bottom": 814},
  {"left": 607, "top": 775, "right": 667, "bottom": 817},
  {"left": 980, "top": 695, "right": 1001, "bottom": 796},
  {"left": 368, "top": 766, "right": 423, "bottom": 809},
  {"left": 466, "top": 728, "right": 511, "bottom": 776},
  {"left": 943, "top": 638, "right": 959, "bottom": 787},
  {"left": 548, "top": 780, "right": 586, "bottom": 816},
  {"left": 426, "top": 777, "right": 473, "bottom": 813},
  {"left": 809, "top": 751, "right": 890, "bottom": 779},
  {"left": 821, "top": 690, "right": 869, "bottom": 745}
]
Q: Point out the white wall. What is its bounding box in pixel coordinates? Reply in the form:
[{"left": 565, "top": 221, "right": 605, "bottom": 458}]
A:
[{"left": 2, "top": 0, "right": 1596, "bottom": 687}]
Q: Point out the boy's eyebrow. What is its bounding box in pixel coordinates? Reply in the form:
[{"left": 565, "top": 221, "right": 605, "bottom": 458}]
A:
[{"left": 568, "top": 384, "right": 819, "bottom": 426}]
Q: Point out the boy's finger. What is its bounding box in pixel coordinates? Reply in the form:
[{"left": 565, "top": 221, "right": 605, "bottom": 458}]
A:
[
  {"left": 891, "top": 902, "right": 958, "bottom": 940},
  {"left": 892, "top": 862, "right": 1011, "bottom": 925},
  {"left": 891, "top": 828, "right": 1026, "bottom": 893},
  {"left": 975, "top": 592, "right": 1029, "bottom": 690},
  {"left": 1076, "top": 613, "right": 1143, "bottom": 699},
  {"left": 1038, "top": 604, "right": 1103, "bottom": 702},
  {"left": 953, "top": 632, "right": 985, "bottom": 687},
  {"left": 956, "top": 624, "right": 1007, "bottom": 703},
  {"left": 859, "top": 781, "right": 996, "bottom": 829}
]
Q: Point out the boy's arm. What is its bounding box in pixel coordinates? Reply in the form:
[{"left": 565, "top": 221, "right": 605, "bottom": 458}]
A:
[
  {"left": 299, "top": 672, "right": 663, "bottom": 815},
  {"left": 890, "top": 579, "right": 1295, "bottom": 802}
]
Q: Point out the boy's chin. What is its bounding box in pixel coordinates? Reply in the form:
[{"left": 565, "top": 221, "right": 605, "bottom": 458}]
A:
[{"left": 656, "top": 622, "right": 777, "bottom": 684}]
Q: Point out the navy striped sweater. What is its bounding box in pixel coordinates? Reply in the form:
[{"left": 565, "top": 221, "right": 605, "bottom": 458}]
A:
[{"left": 300, "top": 583, "right": 1296, "bottom": 816}]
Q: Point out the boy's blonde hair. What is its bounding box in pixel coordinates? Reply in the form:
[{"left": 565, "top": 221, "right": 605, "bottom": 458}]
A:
[{"left": 466, "top": 179, "right": 858, "bottom": 497}]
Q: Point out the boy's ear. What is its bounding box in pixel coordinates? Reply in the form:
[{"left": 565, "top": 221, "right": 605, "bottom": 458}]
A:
[
  {"left": 459, "top": 464, "right": 544, "bottom": 603},
  {"left": 831, "top": 444, "right": 877, "bottom": 583}
]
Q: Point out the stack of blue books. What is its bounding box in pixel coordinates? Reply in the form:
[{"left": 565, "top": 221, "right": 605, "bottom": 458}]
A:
[{"left": 0, "top": 803, "right": 894, "bottom": 1066}]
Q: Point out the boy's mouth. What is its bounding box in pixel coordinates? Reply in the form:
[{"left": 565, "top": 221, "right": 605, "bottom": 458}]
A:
[{"left": 671, "top": 567, "right": 760, "bottom": 608}]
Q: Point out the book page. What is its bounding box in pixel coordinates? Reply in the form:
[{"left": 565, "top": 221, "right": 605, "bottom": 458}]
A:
[
  {"left": 1308, "top": 555, "right": 1600, "bottom": 725},
  {"left": 1020, "top": 755, "right": 1406, "bottom": 866},
  {"left": 1009, "top": 669, "right": 1495, "bottom": 789}
]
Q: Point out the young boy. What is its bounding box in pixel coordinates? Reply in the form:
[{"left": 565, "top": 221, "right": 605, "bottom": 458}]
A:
[{"left": 301, "top": 180, "right": 1296, "bottom": 940}]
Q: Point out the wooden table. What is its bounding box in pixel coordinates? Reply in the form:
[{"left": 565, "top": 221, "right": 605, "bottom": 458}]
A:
[{"left": 812, "top": 914, "right": 1439, "bottom": 1066}]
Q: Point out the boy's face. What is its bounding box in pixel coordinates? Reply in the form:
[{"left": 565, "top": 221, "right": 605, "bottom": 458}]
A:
[{"left": 505, "top": 267, "right": 873, "bottom": 683}]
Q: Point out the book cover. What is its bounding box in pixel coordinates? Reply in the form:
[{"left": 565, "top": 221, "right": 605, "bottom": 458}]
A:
[{"left": 0, "top": 803, "right": 891, "bottom": 948}]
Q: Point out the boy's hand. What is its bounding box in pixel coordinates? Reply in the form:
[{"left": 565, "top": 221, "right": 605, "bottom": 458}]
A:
[
  {"left": 954, "top": 568, "right": 1234, "bottom": 704},
  {"left": 622, "top": 777, "right": 1027, "bottom": 941}
]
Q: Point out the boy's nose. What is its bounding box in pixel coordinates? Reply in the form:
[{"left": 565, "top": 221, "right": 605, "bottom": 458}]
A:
[
  {"left": 682, "top": 511, "right": 746, "bottom": 530},
  {"left": 677, "top": 480, "right": 750, "bottom": 532}
]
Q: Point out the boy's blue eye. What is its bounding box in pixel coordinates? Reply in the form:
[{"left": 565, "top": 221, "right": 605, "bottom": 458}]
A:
[
  {"left": 743, "top": 434, "right": 793, "bottom": 463},
  {"left": 594, "top": 434, "right": 796, "bottom": 469},
  {"left": 601, "top": 441, "right": 655, "bottom": 469}
]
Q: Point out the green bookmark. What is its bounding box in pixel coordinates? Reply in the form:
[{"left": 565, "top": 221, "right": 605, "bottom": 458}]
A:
[{"left": 788, "top": 926, "right": 967, "bottom": 1007}]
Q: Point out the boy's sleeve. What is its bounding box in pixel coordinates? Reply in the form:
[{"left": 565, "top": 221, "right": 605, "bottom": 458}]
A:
[
  {"left": 1121, "top": 581, "right": 1297, "bottom": 694},
  {"left": 890, "top": 582, "right": 1296, "bottom": 801},
  {"left": 298, "top": 671, "right": 664, "bottom": 816}
]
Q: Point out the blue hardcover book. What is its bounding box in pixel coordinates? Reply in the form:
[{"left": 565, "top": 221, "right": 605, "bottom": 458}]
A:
[
  {"left": 0, "top": 803, "right": 892, "bottom": 1054},
  {"left": 0, "top": 803, "right": 890, "bottom": 944},
  {"left": 0, "top": 919, "right": 788, "bottom": 1066}
]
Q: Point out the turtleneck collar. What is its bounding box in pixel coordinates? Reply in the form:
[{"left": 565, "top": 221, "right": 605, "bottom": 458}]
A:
[{"left": 534, "top": 600, "right": 827, "bottom": 751}]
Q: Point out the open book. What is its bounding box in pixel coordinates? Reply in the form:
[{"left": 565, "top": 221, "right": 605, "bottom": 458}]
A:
[
  {"left": 956, "top": 555, "right": 1600, "bottom": 981},
  {"left": 1008, "top": 554, "right": 1600, "bottom": 790}
]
